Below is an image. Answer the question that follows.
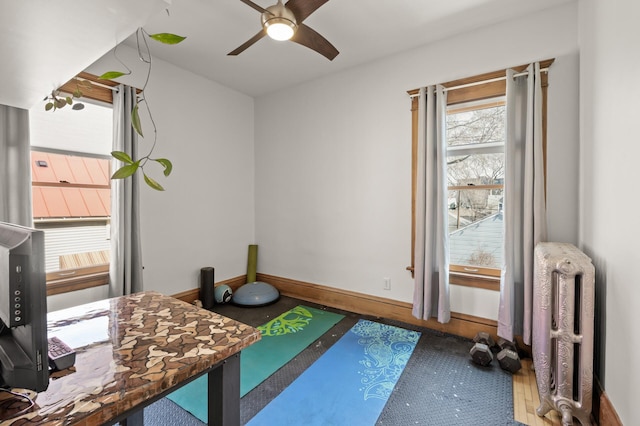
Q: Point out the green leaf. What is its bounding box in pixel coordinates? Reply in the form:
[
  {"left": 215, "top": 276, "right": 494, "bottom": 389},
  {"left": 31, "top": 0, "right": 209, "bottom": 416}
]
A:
[
  {"left": 99, "top": 71, "right": 127, "bottom": 80},
  {"left": 45, "top": 102, "right": 53, "bottom": 111},
  {"left": 65, "top": 96, "right": 73, "bottom": 105},
  {"left": 148, "top": 33, "right": 186, "bottom": 45},
  {"left": 111, "top": 151, "right": 134, "bottom": 164},
  {"left": 154, "top": 158, "right": 173, "bottom": 176},
  {"left": 56, "top": 99, "right": 67, "bottom": 108},
  {"left": 111, "top": 163, "right": 139, "bottom": 179},
  {"left": 143, "top": 173, "right": 165, "bottom": 191},
  {"left": 73, "top": 89, "right": 83, "bottom": 98},
  {"left": 131, "top": 104, "right": 143, "bottom": 137}
]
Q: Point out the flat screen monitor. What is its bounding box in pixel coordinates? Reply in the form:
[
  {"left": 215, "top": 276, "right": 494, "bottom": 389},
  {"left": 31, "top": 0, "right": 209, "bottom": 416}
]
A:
[{"left": 0, "top": 221, "right": 49, "bottom": 392}]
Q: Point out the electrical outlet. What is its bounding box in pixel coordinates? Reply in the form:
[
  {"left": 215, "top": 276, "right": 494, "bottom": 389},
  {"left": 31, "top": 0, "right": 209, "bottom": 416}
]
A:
[{"left": 383, "top": 277, "right": 391, "bottom": 290}]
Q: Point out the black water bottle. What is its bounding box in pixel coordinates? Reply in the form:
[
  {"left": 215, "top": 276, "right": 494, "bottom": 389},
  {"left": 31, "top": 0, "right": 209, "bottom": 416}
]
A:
[{"left": 200, "top": 267, "right": 215, "bottom": 310}]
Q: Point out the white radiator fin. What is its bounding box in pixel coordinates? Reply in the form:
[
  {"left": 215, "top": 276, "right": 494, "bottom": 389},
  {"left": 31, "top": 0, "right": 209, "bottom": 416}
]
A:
[{"left": 533, "top": 242, "right": 594, "bottom": 426}]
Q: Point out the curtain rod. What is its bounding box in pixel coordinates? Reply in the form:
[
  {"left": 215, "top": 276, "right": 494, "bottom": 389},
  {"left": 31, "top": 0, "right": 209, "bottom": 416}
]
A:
[{"left": 408, "top": 67, "right": 549, "bottom": 98}]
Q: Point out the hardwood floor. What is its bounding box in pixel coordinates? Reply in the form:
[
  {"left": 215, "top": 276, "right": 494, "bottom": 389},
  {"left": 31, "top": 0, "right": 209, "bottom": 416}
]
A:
[{"left": 513, "top": 358, "right": 578, "bottom": 426}]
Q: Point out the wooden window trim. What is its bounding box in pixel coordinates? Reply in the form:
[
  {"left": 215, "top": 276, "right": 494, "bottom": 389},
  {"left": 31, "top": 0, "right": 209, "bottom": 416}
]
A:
[
  {"left": 38, "top": 71, "right": 116, "bottom": 295},
  {"left": 46, "top": 264, "right": 109, "bottom": 296},
  {"left": 448, "top": 184, "right": 503, "bottom": 191},
  {"left": 407, "top": 59, "right": 554, "bottom": 102},
  {"left": 450, "top": 264, "right": 500, "bottom": 277},
  {"left": 57, "top": 71, "right": 118, "bottom": 104},
  {"left": 56, "top": 71, "right": 141, "bottom": 104},
  {"left": 33, "top": 181, "right": 110, "bottom": 190},
  {"left": 450, "top": 272, "right": 500, "bottom": 291},
  {"left": 407, "top": 59, "right": 554, "bottom": 290}
]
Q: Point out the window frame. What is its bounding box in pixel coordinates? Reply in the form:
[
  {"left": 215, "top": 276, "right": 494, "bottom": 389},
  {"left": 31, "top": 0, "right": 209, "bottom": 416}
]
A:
[
  {"left": 407, "top": 59, "right": 554, "bottom": 290},
  {"left": 32, "top": 72, "right": 117, "bottom": 296}
]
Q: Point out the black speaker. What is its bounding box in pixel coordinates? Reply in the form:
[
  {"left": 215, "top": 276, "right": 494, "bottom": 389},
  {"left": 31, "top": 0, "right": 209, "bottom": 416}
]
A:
[{"left": 200, "top": 267, "right": 215, "bottom": 310}]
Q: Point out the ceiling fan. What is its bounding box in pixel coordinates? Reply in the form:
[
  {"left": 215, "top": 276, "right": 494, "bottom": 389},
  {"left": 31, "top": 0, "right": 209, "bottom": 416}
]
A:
[{"left": 228, "top": 0, "right": 339, "bottom": 60}]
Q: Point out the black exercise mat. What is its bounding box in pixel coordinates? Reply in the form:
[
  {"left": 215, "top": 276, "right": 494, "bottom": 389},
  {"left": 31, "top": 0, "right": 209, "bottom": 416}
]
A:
[{"left": 144, "top": 296, "right": 523, "bottom": 426}]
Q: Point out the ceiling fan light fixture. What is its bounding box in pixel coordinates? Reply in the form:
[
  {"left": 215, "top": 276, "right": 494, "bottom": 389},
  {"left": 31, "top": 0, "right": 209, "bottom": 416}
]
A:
[
  {"left": 261, "top": 1, "right": 297, "bottom": 41},
  {"left": 264, "top": 18, "right": 296, "bottom": 40}
]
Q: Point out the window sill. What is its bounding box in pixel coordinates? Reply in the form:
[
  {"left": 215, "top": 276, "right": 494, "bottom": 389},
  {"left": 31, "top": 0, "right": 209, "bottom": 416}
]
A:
[
  {"left": 46, "top": 265, "right": 109, "bottom": 296},
  {"left": 450, "top": 272, "right": 500, "bottom": 291},
  {"left": 406, "top": 266, "right": 501, "bottom": 291}
]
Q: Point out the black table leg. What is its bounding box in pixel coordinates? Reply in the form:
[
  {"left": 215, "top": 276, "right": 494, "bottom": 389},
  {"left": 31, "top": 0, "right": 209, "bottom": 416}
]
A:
[
  {"left": 208, "top": 353, "right": 240, "bottom": 426},
  {"left": 121, "top": 408, "right": 143, "bottom": 426}
]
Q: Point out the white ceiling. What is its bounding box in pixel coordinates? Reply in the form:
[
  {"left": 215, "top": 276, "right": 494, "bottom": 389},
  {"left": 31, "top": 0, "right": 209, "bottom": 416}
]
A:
[
  {"left": 130, "top": 0, "right": 574, "bottom": 97},
  {"left": 0, "top": 0, "right": 170, "bottom": 109},
  {"left": 1, "top": 0, "right": 573, "bottom": 109}
]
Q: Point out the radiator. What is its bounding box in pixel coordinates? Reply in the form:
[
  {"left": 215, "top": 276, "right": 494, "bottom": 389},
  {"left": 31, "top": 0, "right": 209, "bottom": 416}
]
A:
[{"left": 532, "top": 242, "right": 595, "bottom": 426}]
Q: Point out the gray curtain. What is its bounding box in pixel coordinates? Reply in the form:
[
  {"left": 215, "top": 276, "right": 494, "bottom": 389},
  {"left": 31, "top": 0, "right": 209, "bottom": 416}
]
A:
[
  {"left": 109, "top": 85, "right": 143, "bottom": 297},
  {"left": 0, "top": 105, "right": 32, "bottom": 226},
  {"left": 412, "top": 85, "right": 451, "bottom": 323},
  {"left": 498, "top": 63, "right": 547, "bottom": 344}
]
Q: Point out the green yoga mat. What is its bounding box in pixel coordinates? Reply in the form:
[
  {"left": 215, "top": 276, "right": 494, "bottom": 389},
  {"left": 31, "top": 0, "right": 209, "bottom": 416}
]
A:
[{"left": 166, "top": 305, "right": 344, "bottom": 423}]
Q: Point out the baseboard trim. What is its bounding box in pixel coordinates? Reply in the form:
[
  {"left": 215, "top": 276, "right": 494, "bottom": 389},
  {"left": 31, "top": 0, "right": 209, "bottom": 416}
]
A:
[
  {"left": 596, "top": 380, "right": 623, "bottom": 426},
  {"left": 255, "top": 273, "right": 497, "bottom": 341},
  {"left": 172, "top": 273, "right": 496, "bottom": 340},
  {"left": 171, "top": 275, "right": 247, "bottom": 305}
]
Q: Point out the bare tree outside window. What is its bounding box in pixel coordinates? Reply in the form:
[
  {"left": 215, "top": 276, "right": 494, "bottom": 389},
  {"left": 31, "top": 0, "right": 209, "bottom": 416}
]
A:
[{"left": 446, "top": 101, "right": 505, "bottom": 270}]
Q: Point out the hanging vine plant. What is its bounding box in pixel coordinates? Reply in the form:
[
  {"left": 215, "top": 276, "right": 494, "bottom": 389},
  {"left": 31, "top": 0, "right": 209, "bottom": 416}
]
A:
[{"left": 44, "top": 27, "right": 186, "bottom": 191}]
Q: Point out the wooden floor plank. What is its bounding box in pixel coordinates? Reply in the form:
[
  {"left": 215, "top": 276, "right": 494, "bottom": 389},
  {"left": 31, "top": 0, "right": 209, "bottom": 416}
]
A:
[
  {"left": 513, "top": 367, "right": 529, "bottom": 424},
  {"left": 512, "top": 358, "right": 579, "bottom": 426}
]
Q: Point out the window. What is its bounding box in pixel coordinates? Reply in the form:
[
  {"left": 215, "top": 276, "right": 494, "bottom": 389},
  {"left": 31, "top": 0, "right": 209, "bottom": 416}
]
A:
[
  {"left": 408, "top": 60, "right": 553, "bottom": 290},
  {"left": 29, "top": 73, "right": 117, "bottom": 295},
  {"left": 447, "top": 98, "right": 505, "bottom": 279}
]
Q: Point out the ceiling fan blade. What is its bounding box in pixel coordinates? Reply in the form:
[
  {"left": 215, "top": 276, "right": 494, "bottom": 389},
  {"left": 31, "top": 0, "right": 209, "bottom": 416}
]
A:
[
  {"left": 228, "top": 30, "right": 267, "bottom": 56},
  {"left": 291, "top": 23, "right": 339, "bottom": 61},
  {"left": 239, "top": 0, "right": 271, "bottom": 14},
  {"left": 286, "top": 0, "right": 329, "bottom": 23}
]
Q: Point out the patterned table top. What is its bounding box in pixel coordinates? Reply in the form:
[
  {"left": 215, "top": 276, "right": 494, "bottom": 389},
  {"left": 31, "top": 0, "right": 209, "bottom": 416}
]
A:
[{"left": 0, "top": 291, "right": 260, "bottom": 425}]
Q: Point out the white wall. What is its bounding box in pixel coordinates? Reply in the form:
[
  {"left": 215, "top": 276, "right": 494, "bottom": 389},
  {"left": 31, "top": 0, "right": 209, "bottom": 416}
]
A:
[
  {"left": 254, "top": 2, "right": 580, "bottom": 320},
  {"left": 86, "top": 45, "right": 256, "bottom": 297},
  {"left": 579, "top": 0, "right": 640, "bottom": 424}
]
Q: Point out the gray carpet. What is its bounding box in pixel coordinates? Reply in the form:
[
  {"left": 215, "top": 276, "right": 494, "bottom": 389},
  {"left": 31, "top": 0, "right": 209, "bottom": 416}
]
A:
[{"left": 143, "top": 296, "right": 524, "bottom": 426}]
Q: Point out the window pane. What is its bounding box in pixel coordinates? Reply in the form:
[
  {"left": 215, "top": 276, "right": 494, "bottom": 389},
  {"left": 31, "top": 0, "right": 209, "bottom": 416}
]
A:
[
  {"left": 29, "top": 98, "right": 112, "bottom": 283},
  {"left": 447, "top": 153, "right": 504, "bottom": 187},
  {"left": 448, "top": 188, "right": 503, "bottom": 269},
  {"left": 447, "top": 103, "right": 505, "bottom": 148},
  {"left": 446, "top": 99, "right": 505, "bottom": 273},
  {"left": 30, "top": 100, "right": 112, "bottom": 156},
  {"left": 37, "top": 222, "right": 110, "bottom": 273}
]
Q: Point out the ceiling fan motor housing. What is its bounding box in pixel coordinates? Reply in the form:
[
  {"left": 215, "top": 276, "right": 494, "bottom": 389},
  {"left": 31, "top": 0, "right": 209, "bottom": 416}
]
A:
[{"left": 261, "top": 1, "right": 297, "bottom": 40}]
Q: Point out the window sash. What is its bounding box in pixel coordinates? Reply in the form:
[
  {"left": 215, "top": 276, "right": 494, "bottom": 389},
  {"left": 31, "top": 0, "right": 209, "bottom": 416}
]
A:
[{"left": 448, "top": 142, "right": 504, "bottom": 156}]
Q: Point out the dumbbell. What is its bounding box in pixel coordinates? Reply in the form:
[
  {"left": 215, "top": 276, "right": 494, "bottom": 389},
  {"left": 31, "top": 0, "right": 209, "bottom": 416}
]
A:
[
  {"left": 469, "top": 332, "right": 495, "bottom": 366},
  {"left": 469, "top": 342, "right": 493, "bottom": 366},
  {"left": 473, "top": 331, "right": 495, "bottom": 348},
  {"left": 496, "top": 337, "right": 516, "bottom": 352},
  {"left": 496, "top": 337, "right": 522, "bottom": 373}
]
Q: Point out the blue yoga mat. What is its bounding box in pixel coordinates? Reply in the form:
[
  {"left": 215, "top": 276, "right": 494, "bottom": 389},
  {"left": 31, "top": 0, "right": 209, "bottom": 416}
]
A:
[
  {"left": 247, "top": 319, "right": 421, "bottom": 426},
  {"left": 167, "top": 305, "right": 344, "bottom": 423}
]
